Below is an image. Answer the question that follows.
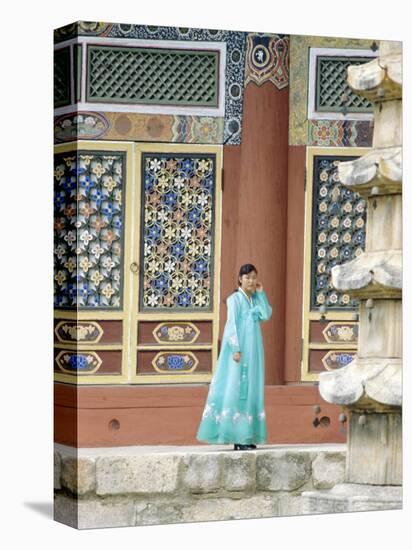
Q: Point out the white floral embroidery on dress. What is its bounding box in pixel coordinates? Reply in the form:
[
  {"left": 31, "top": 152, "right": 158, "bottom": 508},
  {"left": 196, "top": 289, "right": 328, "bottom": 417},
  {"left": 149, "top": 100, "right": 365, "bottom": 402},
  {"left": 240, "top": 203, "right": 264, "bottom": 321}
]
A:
[
  {"left": 229, "top": 335, "right": 239, "bottom": 347},
  {"left": 202, "top": 405, "right": 265, "bottom": 425},
  {"left": 202, "top": 403, "right": 213, "bottom": 418}
]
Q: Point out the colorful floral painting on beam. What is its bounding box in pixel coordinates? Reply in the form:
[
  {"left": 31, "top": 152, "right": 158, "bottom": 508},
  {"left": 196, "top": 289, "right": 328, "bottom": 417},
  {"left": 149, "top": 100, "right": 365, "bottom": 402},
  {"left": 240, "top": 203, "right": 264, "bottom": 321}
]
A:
[{"left": 308, "top": 120, "right": 373, "bottom": 147}]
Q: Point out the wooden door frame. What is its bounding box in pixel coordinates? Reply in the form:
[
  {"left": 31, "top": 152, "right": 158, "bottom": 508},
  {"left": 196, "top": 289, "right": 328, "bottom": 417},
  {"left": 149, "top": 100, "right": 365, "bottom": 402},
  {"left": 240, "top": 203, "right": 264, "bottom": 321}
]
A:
[{"left": 130, "top": 143, "right": 223, "bottom": 383}]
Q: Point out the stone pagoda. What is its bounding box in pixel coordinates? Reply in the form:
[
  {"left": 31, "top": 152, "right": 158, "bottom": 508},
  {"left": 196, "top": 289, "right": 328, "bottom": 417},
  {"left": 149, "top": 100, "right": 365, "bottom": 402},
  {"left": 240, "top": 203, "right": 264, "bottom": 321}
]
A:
[{"left": 303, "top": 40, "right": 403, "bottom": 512}]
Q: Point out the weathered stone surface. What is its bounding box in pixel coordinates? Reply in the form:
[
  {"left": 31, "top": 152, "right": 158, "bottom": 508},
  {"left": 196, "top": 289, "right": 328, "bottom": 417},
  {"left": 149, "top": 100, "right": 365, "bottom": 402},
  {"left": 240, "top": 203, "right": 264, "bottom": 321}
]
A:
[
  {"left": 277, "top": 493, "right": 303, "bottom": 516},
  {"left": 347, "top": 411, "right": 402, "bottom": 485},
  {"left": 96, "top": 454, "right": 180, "bottom": 495},
  {"left": 363, "top": 193, "right": 402, "bottom": 251},
  {"left": 54, "top": 451, "right": 61, "bottom": 490},
  {"left": 302, "top": 483, "right": 402, "bottom": 514},
  {"left": 365, "top": 361, "right": 402, "bottom": 406},
  {"left": 358, "top": 299, "right": 401, "bottom": 359},
  {"left": 181, "top": 495, "right": 278, "bottom": 522},
  {"left": 319, "top": 358, "right": 402, "bottom": 407},
  {"left": 81, "top": 499, "right": 136, "bottom": 529},
  {"left": 331, "top": 250, "right": 401, "bottom": 297},
  {"left": 346, "top": 41, "right": 402, "bottom": 101},
  {"left": 373, "top": 99, "right": 402, "bottom": 148},
  {"left": 61, "top": 456, "right": 96, "bottom": 495},
  {"left": 349, "top": 498, "right": 402, "bottom": 512},
  {"left": 338, "top": 146, "right": 401, "bottom": 196},
  {"left": 55, "top": 494, "right": 136, "bottom": 529},
  {"left": 135, "top": 500, "right": 183, "bottom": 526},
  {"left": 54, "top": 446, "right": 348, "bottom": 528},
  {"left": 54, "top": 494, "right": 78, "bottom": 528},
  {"left": 183, "top": 453, "right": 222, "bottom": 493},
  {"left": 223, "top": 452, "right": 256, "bottom": 492},
  {"left": 256, "top": 451, "right": 312, "bottom": 491},
  {"left": 312, "top": 452, "right": 345, "bottom": 489}
]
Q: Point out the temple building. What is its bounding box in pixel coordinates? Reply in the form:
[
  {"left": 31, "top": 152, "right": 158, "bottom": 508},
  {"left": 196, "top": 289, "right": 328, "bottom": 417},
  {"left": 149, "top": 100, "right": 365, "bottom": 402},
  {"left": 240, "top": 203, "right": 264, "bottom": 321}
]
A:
[{"left": 54, "top": 22, "right": 379, "bottom": 449}]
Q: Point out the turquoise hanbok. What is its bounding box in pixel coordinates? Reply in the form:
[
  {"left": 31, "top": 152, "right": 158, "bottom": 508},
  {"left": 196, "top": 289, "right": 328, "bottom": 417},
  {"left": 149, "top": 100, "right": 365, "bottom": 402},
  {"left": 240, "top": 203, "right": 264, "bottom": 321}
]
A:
[{"left": 196, "top": 287, "right": 272, "bottom": 445}]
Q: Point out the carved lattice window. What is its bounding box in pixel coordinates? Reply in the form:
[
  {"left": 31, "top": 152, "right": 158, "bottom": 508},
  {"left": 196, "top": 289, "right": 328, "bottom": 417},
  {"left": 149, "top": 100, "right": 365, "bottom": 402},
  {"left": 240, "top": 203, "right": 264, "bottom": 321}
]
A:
[
  {"left": 310, "top": 156, "right": 367, "bottom": 310},
  {"left": 316, "top": 56, "right": 374, "bottom": 113},
  {"left": 54, "top": 151, "right": 126, "bottom": 309},
  {"left": 140, "top": 153, "right": 216, "bottom": 311},
  {"left": 86, "top": 45, "right": 219, "bottom": 106}
]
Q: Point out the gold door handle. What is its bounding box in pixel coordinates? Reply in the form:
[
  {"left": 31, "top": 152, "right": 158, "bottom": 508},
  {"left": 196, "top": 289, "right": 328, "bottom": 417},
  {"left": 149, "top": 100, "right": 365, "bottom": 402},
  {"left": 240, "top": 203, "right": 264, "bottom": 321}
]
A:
[{"left": 130, "top": 262, "right": 139, "bottom": 274}]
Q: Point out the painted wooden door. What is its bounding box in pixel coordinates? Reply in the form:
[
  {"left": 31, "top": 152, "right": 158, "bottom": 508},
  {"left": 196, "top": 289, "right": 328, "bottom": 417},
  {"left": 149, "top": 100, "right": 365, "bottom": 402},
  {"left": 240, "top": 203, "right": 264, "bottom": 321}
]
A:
[
  {"left": 54, "top": 141, "right": 222, "bottom": 384},
  {"left": 301, "top": 147, "right": 369, "bottom": 381}
]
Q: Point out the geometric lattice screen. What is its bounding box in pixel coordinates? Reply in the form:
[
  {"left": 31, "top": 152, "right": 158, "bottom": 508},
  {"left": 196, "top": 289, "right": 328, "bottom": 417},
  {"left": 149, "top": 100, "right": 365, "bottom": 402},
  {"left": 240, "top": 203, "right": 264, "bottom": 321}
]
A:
[
  {"left": 140, "top": 153, "right": 216, "bottom": 310},
  {"left": 54, "top": 150, "right": 125, "bottom": 310},
  {"left": 87, "top": 46, "right": 219, "bottom": 106},
  {"left": 310, "top": 156, "right": 367, "bottom": 310},
  {"left": 54, "top": 47, "right": 71, "bottom": 108},
  {"left": 316, "top": 56, "right": 374, "bottom": 113}
]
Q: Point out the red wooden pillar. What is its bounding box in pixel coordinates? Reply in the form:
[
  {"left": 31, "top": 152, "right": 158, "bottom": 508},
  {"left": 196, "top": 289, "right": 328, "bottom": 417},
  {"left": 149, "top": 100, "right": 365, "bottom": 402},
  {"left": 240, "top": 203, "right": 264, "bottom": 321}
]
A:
[{"left": 220, "top": 82, "right": 289, "bottom": 385}]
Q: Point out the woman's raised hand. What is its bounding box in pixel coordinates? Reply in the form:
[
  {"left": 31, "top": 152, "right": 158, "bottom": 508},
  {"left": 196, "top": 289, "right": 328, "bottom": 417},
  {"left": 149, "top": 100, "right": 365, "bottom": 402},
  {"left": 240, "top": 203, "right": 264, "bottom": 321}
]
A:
[
  {"left": 233, "top": 351, "right": 241, "bottom": 363},
  {"left": 256, "top": 281, "right": 263, "bottom": 291}
]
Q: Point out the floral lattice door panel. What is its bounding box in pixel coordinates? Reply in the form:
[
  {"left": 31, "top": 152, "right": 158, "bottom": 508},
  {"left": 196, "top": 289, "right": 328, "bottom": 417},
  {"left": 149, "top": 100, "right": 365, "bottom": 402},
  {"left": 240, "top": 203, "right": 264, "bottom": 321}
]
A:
[
  {"left": 54, "top": 142, "right": 222, "bottom": 384},
  {"left": 131, "top": 144, "right": 223, "bottom": 383},
  {"left": 301, "top": 147, "right": 369, "bottom": 381},
  {"left": 54, "top": 141, "right": 134, "bottom": 384}
]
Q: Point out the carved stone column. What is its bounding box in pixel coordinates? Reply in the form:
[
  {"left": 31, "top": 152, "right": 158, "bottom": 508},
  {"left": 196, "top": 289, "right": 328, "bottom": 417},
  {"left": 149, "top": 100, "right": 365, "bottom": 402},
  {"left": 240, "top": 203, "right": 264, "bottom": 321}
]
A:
[{"left": 302, "top": 41, "right": 402, "bottom": 512}]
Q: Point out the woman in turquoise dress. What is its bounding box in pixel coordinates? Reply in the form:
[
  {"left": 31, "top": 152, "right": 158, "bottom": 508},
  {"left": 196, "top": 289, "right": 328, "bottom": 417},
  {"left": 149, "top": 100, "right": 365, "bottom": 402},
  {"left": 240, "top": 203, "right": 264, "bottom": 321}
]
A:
[{"left": 196, "top": 263, "right": 272, "bottom": 450}]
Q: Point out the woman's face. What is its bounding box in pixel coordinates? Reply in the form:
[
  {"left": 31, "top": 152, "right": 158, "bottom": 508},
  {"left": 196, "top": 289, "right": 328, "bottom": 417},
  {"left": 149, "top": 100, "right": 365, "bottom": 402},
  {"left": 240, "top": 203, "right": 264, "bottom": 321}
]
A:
[{"left": 239, "top": 270, "right": 257, "bottom": 292}]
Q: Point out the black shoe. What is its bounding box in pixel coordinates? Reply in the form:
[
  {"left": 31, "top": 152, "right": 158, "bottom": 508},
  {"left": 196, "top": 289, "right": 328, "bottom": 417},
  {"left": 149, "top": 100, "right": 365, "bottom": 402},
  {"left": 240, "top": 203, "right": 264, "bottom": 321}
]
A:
[
  {"left": 248, "top": 444, "right": 257, "bottom": 449},
  {"left": 234, "top": 443, "right": 250, "bottom": 450}
]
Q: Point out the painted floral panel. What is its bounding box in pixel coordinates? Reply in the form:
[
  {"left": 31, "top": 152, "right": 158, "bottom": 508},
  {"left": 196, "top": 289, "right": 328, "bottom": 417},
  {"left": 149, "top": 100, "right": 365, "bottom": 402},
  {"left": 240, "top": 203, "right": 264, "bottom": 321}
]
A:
[
  {"left": 141, "top": 154, "right": 215, "bottom": 310},
  {"left": 311, "top": 156, "right": 367, "bottom": 310},
  {"left": 54, "top": 151, "right": 125, "bottom": 309}
]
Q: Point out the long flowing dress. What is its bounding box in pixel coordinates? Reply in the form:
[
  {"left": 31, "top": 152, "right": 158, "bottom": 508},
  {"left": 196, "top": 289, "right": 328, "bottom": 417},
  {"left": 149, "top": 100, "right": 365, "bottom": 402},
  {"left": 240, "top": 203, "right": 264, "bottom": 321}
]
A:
[{"left": 196, "top": 287, "right": 272, "bottom": 445}]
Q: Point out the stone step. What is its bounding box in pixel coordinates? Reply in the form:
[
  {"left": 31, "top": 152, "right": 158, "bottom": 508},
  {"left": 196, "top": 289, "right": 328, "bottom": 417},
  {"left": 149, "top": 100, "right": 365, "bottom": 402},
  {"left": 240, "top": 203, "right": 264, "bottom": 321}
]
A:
[
  {"left": 56, "top": 441, "right": 346, "bottom": 456},
  {"left": 302, "top": 483, "right": 402, "bottom": 513},
  {"left": 54, "top": 443, "right": 347, "bottom": 528}
]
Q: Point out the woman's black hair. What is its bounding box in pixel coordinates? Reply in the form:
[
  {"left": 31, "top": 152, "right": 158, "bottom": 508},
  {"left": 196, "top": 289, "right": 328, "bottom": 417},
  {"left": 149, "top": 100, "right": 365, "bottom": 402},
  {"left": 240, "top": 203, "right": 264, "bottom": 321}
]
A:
[
  {"left": 225, "top": 263, "right": 258, "bottom": 301},
  {"left": 237, "top": 263, "right": 258, "bottom": 287}
]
